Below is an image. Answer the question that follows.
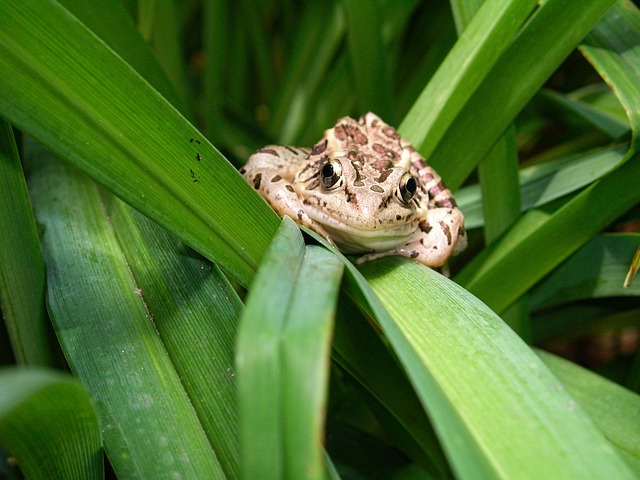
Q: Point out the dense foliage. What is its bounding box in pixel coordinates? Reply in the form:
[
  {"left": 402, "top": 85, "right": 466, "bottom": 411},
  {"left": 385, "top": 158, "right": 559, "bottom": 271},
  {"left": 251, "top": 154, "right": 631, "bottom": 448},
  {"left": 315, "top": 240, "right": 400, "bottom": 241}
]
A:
[{"left": 0, "top": 1, "right": 639, "bottom": 479}]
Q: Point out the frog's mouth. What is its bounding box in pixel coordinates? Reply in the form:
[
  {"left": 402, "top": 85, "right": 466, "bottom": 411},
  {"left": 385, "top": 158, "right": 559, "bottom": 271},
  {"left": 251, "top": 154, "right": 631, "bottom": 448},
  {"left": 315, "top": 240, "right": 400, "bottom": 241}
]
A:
[{"left": 305, "top": 207, "right": 419, "bottom": 254}]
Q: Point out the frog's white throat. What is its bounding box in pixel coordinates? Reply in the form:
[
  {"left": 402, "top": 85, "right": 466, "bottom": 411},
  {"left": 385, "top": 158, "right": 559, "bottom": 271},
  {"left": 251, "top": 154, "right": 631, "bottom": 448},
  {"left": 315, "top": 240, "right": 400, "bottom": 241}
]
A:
[{"left": 305, "top": 207, "right": 420, "bottom": 253}]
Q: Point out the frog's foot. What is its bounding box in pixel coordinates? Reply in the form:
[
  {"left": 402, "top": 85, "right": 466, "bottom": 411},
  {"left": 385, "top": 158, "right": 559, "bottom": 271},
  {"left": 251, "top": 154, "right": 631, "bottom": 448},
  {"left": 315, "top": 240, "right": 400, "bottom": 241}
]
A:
[
  {"left": 356, "top": 207, "right": 466, "bottom": 268},
  {"left": 265, "top": 181, "right": 337, "bottom": 248}
]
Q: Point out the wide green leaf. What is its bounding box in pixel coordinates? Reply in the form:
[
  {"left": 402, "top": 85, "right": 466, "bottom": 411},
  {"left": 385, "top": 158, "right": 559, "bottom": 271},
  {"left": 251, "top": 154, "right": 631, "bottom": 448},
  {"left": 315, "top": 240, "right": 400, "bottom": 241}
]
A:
[
  {"left": 540, "top": 351, "right": 640, "bottom": 472},
  {"left": 101, "top": 184, "right": 242, "bottom": 478},
  {"left": 237, "top": 217, "right": 343, "bottom": 480},
  {"left": 356, "top": 258, "right": 634, "bottom": 479},
  {"left": 57, "top": 0, "right": 186, "bottom": 114},
  {"left": 0, "top": 368, "right": 102, "bottom": 480},
  {"left": 27, "top": 154, "right": 228, "bottom": 478},
  {"left": 0, "top": 0, "right": 278, "bottom": 286}
]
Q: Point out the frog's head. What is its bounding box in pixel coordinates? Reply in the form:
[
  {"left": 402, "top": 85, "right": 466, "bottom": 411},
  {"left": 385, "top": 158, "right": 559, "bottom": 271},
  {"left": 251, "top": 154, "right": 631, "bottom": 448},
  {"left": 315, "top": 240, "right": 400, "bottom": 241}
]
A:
[{"left": 292, "top": 114, "right": 429, "bottom": 253}]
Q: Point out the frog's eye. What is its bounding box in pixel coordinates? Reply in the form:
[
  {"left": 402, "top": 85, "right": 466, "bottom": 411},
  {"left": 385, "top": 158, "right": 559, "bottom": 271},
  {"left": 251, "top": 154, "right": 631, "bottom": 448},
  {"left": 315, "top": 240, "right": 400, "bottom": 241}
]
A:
[
  {"left": 397, "top": 172, "right": 417, "bottom": 204},
  {"left": 321, "top": 159, "right": 343, "bottom": 189}
]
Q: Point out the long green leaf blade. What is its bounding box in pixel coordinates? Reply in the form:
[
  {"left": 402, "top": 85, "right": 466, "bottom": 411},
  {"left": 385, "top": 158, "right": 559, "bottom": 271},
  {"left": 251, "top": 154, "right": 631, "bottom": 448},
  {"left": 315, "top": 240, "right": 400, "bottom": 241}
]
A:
[
  {"left": 344, "top": 0, "right": 394, "bottom": 121},
  {"left": 282, "top": 246, "right": 343, "bottom": 479},
  {"left": 358, "top": 258, "right": 634, "bottom": 479},
  {"left": 102, "top": 191, "right": 242, "bottom": 479},
  {"left": 456, "top": 151, "right": 640, "bottom": 313},
  {"left": 540, "top": 351, "right": 640, "bottom": 471},
  {"left": 399, "top": 0, "right": 538, "bottom": 158},
  {"left": 58, "top": 0, "right": 186, "bottom": 114},
  {"left": 237, "top": 217, "right": 305, "bottom": 478},
  {"left": 0, "top": 120, "right": 55, "bottom": 366},
  {"left": 237, "top": 218, "right": 343, "bottom": 480},
  {"left": 0, "top": 368, "right": 102, "bottom": 480},
  {"left": 580, "top": 1, "right": 640, "bottom": 153},
  {"left": 426, "top": 0, "right": 617, "bottom": 189},
  {"left": 529, "top": 233, "right": 640, "bottom": 310},
  {"left": 0, "top": 0, "right": 278, "bottom": 286},
  {"left": 28, "top": 156, "right": 227, "bottom": 479}
]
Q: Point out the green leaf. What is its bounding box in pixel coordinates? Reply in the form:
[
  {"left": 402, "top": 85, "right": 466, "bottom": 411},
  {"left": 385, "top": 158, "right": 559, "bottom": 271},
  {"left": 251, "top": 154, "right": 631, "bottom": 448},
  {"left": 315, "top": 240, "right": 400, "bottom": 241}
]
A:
[
  {"left": 0, "top": 368, "right": 102, "bottom": 480},
  {"left": 423, "top": 0, "right": 617, "bottom": 189},
  {"left": 332, "top": 298, "right": 449, "bottom": 476},
  {"left": 455, "top": 152, "right": 640, "bottom": 313},
  {"left": 0, "top": 119, "right": 56, "bottom": 366},
  {"left": 457, "top": 144, "right": 625, "bottom": 230},
  {"left": 540, "top": 351, "right": 640, "bottom": 472},
  {"left": 344, "top": 0, "right": 394, "bottom": 121},
  {"left": 624, "top": 244, "right": 640, "bottom": 289},
  {"left": 27, "top": 155, "right": 228, "bottom": 479},
  {"left": 530, "top": 233, "right": 640, "bottom": 310},
  {"left": 540, "top": 88, "right": 630, "bottom": 140},
  {"left": 580, "top": 0, "right": 640, "bottom": 154},
  {"left": 0, "top": 0, "right": 278, "bottom": 286},
  {"left": 145, "top": 0, "right": 189, "bottom": 104},
  {"left": 269, "top": 2, "right": 346, "bottom": 144},
  {"left": 237, "top": 217, "right": 343, "bottom": 480},
  {"left": 399, "top": 0, "right": 538, "bottom": 163},
  {"left": 58, "top": 0, "right": 186, "bottom": 114},
  {"left": 356, "top": 258, "right": 635, "bottom": 479},
  {"left": 101, "top": 185, "right": 242, "bottom": 478}
]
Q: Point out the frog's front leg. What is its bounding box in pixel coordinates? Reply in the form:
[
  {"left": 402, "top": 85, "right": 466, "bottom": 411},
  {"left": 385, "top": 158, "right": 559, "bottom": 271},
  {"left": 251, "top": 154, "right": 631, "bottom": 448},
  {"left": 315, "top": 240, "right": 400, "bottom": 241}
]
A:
[
  {"left": 357, "top": 207, "right": 466, "bottom": 268},
  {"left": 241, "top": 146, "right": 336, "bottom": 246}
]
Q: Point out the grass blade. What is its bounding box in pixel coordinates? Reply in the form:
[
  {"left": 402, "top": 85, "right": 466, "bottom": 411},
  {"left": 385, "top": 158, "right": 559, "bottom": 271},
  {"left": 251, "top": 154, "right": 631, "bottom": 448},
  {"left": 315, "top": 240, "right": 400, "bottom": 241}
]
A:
[
  {"left": 530, "top": 233, "right": 640, "bottom": 310},
  {"left": 102, "top": 190, "right": 242, "bottom": 479},
  {"left": 344, "top": 0, "right": 394, "bottom": 121},
  {"left": 457, "top": 144, "right": 625, "bottom": 229},
  {"left": 58, "top": 0, "right": 186, "bottom": 114},
  {"left": 424, "top": 0, "right": 617, "bottom": 189},
  {"left": 456, "top": 152, "right": 640, "bottom": 313},
  {"left": 0, "top": 120, "right": 56, "bottom": 366},
  {"left": 580, "top": 1, "right": 640, "bottom": 153},
  {"left": 399, "top": 0, "right": 538, "bottom": 160},
  {"left": 540, "top": 351, "right": 640, "bottom": 472}
]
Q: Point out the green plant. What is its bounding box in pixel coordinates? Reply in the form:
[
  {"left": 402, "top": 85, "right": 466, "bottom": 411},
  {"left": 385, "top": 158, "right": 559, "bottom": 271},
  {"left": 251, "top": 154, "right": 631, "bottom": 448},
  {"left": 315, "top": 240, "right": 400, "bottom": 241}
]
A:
[{"left": 1, "top": 0, "right": 639, "bottom": 478}]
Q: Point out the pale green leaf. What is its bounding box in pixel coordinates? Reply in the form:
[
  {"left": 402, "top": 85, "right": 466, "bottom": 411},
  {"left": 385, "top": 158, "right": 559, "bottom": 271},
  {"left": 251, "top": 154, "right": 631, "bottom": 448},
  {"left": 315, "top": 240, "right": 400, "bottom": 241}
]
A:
[
  {"left": 357, "top": 258, "right": 634, "bottom": 479},
  {"left": 237, "top": 217, "right": 343, "bottom": 480},
  {"left": 28, "top": 155, "right": 228, "bottom": 479},
  {"left": 424, "top": 0, "right": 617, "bottom": 189},
  {"left": 540, "top": 351, "right": 640, "bottom": 472}
]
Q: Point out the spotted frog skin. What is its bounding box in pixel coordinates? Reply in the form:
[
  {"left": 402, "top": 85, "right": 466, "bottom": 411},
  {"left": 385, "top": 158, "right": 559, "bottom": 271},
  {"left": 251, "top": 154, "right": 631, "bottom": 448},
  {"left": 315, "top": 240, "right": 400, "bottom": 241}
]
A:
[{"left": 240, "top": 113, "right": 466, "bottom": 267}]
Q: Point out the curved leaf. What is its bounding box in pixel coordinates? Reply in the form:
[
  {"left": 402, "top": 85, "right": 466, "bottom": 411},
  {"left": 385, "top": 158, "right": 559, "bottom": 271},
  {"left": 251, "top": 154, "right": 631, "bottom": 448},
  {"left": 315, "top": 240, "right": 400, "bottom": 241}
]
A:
[
  {"left": 356, "top": 258, "right": 634, "bottom": 479},
  {"left": 0, "top": 368, "right": 102, "bottom": 480},
  {"left": 0, "top": 0, "right": 278, "bottom": 286}
]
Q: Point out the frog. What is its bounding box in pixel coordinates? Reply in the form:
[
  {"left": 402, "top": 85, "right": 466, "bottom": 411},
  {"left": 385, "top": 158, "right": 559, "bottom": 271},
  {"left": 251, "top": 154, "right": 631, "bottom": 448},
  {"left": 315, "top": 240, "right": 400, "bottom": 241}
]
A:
[{"left": 240, "top": 112, "right": 466, "bottom": 267}]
